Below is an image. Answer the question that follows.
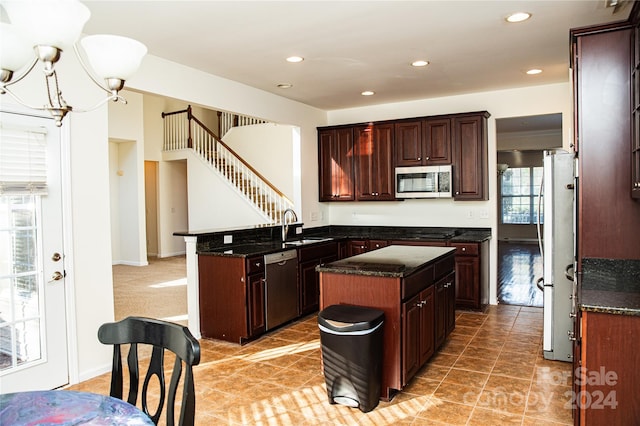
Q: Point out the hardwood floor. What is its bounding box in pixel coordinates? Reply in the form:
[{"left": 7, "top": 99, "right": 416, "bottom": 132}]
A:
[{"left": 497, "top": 242, "right": 543, "bottom": 307}]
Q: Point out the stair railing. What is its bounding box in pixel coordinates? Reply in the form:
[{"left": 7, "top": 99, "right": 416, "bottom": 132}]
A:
[
  {"left": 217, "top": 111, "right": 268, "bottom": 138},
  {"left": 162, "top": 106, "right": 293, "bottom": 223}
]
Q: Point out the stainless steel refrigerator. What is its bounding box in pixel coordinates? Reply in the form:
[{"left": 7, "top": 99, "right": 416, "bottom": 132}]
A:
[{"left": 537, "top": 150, "right": 576, "bottom": 362}]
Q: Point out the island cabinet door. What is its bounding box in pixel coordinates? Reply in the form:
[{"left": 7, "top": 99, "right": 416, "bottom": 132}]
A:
[
  {"left": 402, "top": 293, "right": 421, "bottom": 384},
  {"left": 419, "top": 286, "right": 436, "bottom": 363},
  {"left": 402, "top": 286, "right": 435, "bottom": 386},
  {"left": 435, "top": 279, "right": 447, "bottom": 348}
]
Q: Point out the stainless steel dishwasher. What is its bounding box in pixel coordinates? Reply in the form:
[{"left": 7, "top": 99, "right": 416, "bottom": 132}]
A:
[{"left": 264, "top": 250, "right": 299, "bottom": 330}]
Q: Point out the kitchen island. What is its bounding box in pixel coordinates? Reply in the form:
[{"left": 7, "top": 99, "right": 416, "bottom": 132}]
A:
[{"left": 317, "top": 245, "right": 456, "bottom": 400}]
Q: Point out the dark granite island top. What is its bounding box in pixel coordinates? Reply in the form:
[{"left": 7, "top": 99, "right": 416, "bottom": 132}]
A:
[{"left": 316, "top": 245, "right": 456, "bottom": 278}]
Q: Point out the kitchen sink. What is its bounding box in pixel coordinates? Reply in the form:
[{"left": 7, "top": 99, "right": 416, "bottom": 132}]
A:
[{"left": 284, "top": 237, "right": 334, "bottom": 246}]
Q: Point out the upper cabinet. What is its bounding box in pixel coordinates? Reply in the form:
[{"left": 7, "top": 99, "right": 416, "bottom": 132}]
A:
[
  {"left": 354, "top": 123, "right": 395, "bottom": 201},
  {"left": 571, "top": 5, "right": 640, "bottom": 260},
  {"left": 452, "top": 112, "right": 490, "bottom": 201},
  {"left": 395, "top": 118, "right": 451, "bottom": 167},
  {"left": 318, "top": 127, "right": 355, "bottom": 201},
  {"left": 318, "top": 111, "right": 489, "bottom": 202}
]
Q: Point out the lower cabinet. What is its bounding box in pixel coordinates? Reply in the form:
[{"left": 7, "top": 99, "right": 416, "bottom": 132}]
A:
[
  {"left": 435, "top": 272, "right": 456, "bottom": 348},
  {"left": 402, "top": 285, "right": 435, "bottom": 384},
  {"left": 247, "top": 265, "right": 266, "bottom": 338},
  {"left": 450, "top": 241, "right": 488, "bottom": 310},
  {"left": 574, "top": 311, "right": 640, "bottom": 425},
  {"left": 298, "top": 241, "right": 338, "bottom": 316},
  {"left": 346, "top": 239, "right": 389, "bottom": 256},
  {"left": 198, "top": 254, "right": 265, "bottom": 344}
]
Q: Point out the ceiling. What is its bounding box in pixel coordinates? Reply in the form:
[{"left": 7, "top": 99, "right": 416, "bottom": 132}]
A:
[{"left": 78, "top": 1, "right": 633, "bottom": 111}]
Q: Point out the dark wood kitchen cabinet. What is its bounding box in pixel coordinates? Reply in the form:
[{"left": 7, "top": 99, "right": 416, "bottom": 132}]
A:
[
  {"left": 346, "top": 239, "right": 389, "bottom": 257},
  {"left": 319, "top": 110, "right": 489, "bottom": 202},
  {"left": 452, "top": 112, "right": 489, "bottom": 200},
  {"left": 198, "top": 254, "right": 264, "bottom": 344},
  {"left": 435, "top": 272, "right": 455, "bottom": 348},
  {"left": 318, "top": 127, "right": 355, "bottom": 201},
  {"left": 354, "top": 123, "right": 395, "bottom": 201},
  {"left": 395, "top": 118, "right": 451, "bottom": 167},
  {"left": 246, "top": 256, "right": 266, "bottom": 337},
  {"left": 402, "top": 285, "right": 434, "bottom": 384},
  {"left": 298, "top": 241, "right": 338, "bottom": 315},
  {"left": 576, "top": 311, "right": 640, "bottom": 425},
  {"left": 572, "top": 17, "right": 640, "bottom": 260},
  {"left": 450, "top": 241, "right": 489, "bottom": 310}
]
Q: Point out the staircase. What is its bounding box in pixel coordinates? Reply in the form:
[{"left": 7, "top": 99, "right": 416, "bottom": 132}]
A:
[{"left": 162, "top": 106, "right": 293, "bottom": 223}]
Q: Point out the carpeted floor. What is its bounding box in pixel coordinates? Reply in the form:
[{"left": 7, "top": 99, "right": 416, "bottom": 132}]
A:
[{"left": 112, "top": 255, "right": 188, "bottom": 325}]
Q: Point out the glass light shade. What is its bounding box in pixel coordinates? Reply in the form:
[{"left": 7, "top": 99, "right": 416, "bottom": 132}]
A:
[
  {"left": 80, "top": 35, "right": 147, "bottom": 80},
  {"left": 0, "top": 23, "right": 34, "bottom": 72},
  {"left": 2, "top": 0, "right": 90, "bottom": 50}
]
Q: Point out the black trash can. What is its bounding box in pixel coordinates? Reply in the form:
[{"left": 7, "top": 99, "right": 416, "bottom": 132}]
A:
[{"left": 318, "top": 304, "right": 384, "bottom": 413}]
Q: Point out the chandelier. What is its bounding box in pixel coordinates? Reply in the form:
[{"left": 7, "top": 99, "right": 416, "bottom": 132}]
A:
[{"left": 0, "top": 0, "right": 147, "bottom": 126}]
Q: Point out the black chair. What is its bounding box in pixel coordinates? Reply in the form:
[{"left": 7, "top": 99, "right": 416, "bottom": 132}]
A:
[{"left": 98, "top": 317, "right": 201, "bottom": 426}]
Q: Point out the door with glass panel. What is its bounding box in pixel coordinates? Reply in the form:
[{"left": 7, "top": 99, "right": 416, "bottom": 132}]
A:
[{"left": 0, "top": 110, "right": 69, "bottom": 392}]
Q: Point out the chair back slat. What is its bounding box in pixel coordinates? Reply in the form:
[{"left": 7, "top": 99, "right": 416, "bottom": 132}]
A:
[{"left": 98, "top": 317, "right": 201, "bottom": 426}]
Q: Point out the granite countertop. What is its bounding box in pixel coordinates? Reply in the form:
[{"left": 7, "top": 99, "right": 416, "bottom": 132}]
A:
[
  {"left": 316, "top": 245, "right": 456, "bottom": 278},
  {"left": 580, "top": 258, "right": 640, "bottom": 316},
  {"left": 191, "top": 225, "right": 490, "bottom": 257}
]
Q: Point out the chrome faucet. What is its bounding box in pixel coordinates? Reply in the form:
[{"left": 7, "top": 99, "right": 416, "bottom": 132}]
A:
[{"left": 281, "top": 208, "right": 298, "bottom": 242}]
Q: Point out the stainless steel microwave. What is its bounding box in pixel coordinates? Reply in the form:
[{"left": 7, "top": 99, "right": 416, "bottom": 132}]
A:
[{"left": 395, "top": 165, "right": 452, "bottom": 198}]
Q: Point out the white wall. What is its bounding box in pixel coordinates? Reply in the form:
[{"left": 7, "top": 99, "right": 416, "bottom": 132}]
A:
[
  {"left": 166, "top": 150, "right": 267, "bottom": 231},
  {"left": 223, "top": 123, "right": 298, "bottom": 202},
  {"left": 326, "top": 83, "right": 573, "bottom": 304},
  {"left": 108, "top": 91, "right": 147, "bottom": 266}
]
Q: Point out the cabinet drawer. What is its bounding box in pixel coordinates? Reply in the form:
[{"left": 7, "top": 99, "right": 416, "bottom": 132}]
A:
[
  {"left": 434, "top": 254, "right": 455, "bottom": 281},
  {"left": 246, "top": 256, "right": 264, "bottom": 275},
  {"left": 402, "top": 265, "right": 434, "bottom": 301},
  {"left": 451, "top": 243, "right": 478, "bottom": 256},
  {"left": 299, "top": 242, "right": 338, "bottom": 263}
]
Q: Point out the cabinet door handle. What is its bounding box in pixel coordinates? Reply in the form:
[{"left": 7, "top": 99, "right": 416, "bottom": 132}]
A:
[
  {"left": 417, "top": 157, "right": 421, "bottom": 161},
  {"left": 255, "top": 262, "right": 261, "bottom": 268},
  {"left": 461, "top": 247, "right": 466, "bottom": 252},
  {"left": 425, "top": 156, "right": 430, "bottom": 160}
]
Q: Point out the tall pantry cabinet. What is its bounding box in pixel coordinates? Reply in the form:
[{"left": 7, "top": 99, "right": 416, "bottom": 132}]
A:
[{"left": 571, "top": 3, "right": 640, "bottom": 425}]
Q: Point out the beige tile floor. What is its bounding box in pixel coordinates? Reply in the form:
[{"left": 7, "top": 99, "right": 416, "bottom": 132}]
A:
[{"left": 68, "top": 257, "right": 575, "bottom": 425}]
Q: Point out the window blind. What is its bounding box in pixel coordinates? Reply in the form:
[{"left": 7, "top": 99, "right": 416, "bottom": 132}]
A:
[{"left": 0, "top": 124, "right": 48, "bottom": 195}]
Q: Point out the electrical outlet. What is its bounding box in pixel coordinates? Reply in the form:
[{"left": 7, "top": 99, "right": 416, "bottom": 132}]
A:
[
  {"left": 223, "top": 235, "right": 233, "bottom": 244},
  {"left": 467, "top": 210, "right": 474, "bottom": 219},
  {"left": 480, "top": 209, "right": 489, "bottom": 219},
  {"left": 311, "top": 211, "right": 318, "bottom": 221}
]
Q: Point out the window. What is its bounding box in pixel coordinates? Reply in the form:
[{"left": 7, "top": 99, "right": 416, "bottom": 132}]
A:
[{"left": 501, "top": 166, "right": 543, "bottom": 224}]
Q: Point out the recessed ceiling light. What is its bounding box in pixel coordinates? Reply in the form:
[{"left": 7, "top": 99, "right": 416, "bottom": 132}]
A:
[
  {"left": 526, "top": 68, "right": 543, "bottom": 75},
  {"left": 277, "top": 83, "right": 293, "bottom": 89},
  {"left": 506, "top": 12, "right": 531, "bottom": 23},
  {"left": 411, "top": 60, "right": 429, "bottom": 67},
  {"left": 361, "top": 91, "right": 375, "bottom": 96},
  {"left": 286, "top": 56, "right": 304, "bottom": 63}
]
